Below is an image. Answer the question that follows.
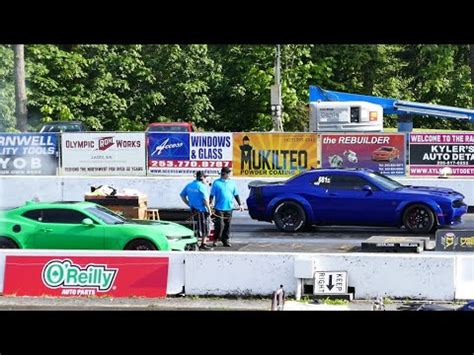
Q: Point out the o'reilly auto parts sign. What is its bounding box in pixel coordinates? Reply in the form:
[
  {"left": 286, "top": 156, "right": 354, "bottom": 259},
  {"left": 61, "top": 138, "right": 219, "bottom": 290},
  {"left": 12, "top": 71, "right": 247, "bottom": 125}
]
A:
[
  {"left": 4, "top": 256, "right": 169, "bottom": 298},
  {"left": 42, "top": 259, "right": 118, "bottom": 295},
  {"left": 61, "top": 132, "right": 146, "bottom": 176}
]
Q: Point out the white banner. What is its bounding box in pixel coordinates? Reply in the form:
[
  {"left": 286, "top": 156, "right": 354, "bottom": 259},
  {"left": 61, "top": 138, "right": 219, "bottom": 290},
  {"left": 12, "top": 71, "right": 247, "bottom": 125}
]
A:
[{"left": 61, "top": 133, "right": 146, "bottom": 176}]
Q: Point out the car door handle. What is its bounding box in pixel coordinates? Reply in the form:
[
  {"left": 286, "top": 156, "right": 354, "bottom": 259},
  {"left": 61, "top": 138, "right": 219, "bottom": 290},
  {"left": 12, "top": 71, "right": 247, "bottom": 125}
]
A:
[
  {"left": 41, "top": 228, "right": 53, "bottom": 232},
  {"left": 328, "top": 192, "right": 338, "bottom": 196}
]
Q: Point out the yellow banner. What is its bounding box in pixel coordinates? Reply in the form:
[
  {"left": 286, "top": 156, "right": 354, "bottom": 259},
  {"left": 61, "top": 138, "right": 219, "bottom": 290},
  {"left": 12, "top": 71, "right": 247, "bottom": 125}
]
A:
[{"left": 232, "top": 133, "right": 318, "bottom": 177}]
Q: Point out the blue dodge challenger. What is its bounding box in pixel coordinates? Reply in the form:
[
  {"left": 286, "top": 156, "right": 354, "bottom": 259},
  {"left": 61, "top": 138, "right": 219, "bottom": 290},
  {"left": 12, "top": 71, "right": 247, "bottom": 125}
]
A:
[{"left": 247, "top": 168, "right": 467, "bottom": 233}]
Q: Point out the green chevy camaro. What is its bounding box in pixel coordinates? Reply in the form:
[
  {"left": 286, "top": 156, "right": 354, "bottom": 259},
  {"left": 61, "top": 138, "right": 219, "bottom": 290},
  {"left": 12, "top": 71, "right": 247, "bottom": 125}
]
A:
[{"left": 0, "top": 201, "right": 198, "bottom": 251}]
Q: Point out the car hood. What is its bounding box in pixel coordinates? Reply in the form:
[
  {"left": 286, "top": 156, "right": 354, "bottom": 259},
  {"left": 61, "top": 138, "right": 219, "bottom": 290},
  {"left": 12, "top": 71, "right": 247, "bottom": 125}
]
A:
[
  {"left": 121, "top": 219, "right": 193, "bottom": 238},
  {"left": 397, "top": 185, "right": 464, "bottom": 199}
]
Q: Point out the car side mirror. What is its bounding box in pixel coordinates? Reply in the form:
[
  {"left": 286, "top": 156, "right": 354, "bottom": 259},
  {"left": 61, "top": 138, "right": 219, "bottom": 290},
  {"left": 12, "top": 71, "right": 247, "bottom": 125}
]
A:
[
  {"left": 362, "top": 185, "right": 373, "bottom": 194},
  {"left": 82, "top": 218, "right": 94, "bottom": 226}
]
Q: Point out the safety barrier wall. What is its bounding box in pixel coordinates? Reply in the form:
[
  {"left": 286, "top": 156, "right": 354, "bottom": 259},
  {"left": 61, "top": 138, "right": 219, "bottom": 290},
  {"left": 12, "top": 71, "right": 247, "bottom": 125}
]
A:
[
  {"left": 0, "top": 250, "right": 472, "bottom": 300},
  {"left": 1, "top": 176, "right": 474, "bottom": 209},
  {"left": 2, "top": 132, "right": 474, "bottom": 178}
]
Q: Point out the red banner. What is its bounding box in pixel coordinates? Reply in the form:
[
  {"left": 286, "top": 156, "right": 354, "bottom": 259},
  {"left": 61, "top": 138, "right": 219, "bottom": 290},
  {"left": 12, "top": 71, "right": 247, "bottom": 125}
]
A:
[{"left": 3, "top": 256, "right": 169, "bottom": 298}]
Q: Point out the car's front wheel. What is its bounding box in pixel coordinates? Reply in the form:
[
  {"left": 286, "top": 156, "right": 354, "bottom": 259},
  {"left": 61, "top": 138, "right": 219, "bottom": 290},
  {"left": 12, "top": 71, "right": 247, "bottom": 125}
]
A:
[
  {"left": 125, "top": 239, "right": 158, "bottom": 251},
  {"left": 403, "top": 204, "right": 436, "bottom": 234},
  {"left": 0, "top": 237, "right": 19, "bottom": 249},
  {"left": 273, "top": 201, "right": 307, "bottom": 233}
]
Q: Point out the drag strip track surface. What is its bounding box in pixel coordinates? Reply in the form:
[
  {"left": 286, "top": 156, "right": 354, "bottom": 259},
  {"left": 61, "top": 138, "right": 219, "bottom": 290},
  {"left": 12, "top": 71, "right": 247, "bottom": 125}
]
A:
[{"left": 202, "top": 213, "right": 474, "bottom": 253}]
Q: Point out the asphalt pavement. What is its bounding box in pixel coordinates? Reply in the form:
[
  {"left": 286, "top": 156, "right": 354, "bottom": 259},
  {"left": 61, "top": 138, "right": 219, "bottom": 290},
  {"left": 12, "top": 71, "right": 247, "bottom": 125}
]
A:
[{"left": 204, "top": 212, "right": 474, "bottom": 253}]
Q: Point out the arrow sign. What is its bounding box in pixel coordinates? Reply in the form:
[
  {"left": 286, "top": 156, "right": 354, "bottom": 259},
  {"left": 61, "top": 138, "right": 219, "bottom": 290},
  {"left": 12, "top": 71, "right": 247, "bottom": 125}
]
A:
[
  {"left": 326, "top": 275, "right": 334, "bottom": 291},
  {"left": 315, "top": 271, "right": 348, "bottom": 294}
]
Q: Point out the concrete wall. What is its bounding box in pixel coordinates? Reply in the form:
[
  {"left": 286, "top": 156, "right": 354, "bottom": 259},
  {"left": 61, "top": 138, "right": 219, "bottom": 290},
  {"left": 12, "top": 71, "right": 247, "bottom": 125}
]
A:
[
  {"left": 0, "top": 249, "right": 472, "bottom": 300},
  {"left": 184, "top": 251, "right": 457, "bottom": 300},
  {"left": 312, "top": 253, "right": 455, "bottom": 300},
  {"left": 184, "top": 252, "right": 296, "bottom": 296},
  {"left": 454, "top": 254, "right": 474, "bottom": 300},
  {"left": 1, "top": 176, "right": 474, "bottom": 209}
]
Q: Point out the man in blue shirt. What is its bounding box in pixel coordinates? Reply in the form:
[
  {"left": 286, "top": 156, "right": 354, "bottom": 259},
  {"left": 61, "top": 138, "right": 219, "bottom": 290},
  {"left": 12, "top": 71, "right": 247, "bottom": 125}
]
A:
[
  {"left": 180, "top": 171, "right": 212, "bottom": 250},
  {"left": 210, "top": 167, "right": 243, "bottom": 247}
]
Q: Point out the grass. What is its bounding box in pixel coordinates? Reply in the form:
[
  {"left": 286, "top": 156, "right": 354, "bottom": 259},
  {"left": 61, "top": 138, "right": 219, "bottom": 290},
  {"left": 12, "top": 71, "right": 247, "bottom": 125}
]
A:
[{"left": 319, "top": 297, "right": 350, "bottom": 305}]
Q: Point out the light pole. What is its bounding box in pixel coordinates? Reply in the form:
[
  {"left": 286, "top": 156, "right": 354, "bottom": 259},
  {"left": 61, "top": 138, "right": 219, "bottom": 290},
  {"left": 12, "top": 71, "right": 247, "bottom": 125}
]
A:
[{"left": 271, "top": 44, "right": 283, "bottom": 131}]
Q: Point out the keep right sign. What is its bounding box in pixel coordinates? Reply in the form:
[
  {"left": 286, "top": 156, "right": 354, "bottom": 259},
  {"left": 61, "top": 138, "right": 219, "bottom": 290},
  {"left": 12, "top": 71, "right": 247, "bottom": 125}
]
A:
[{"left": 314, "top": 271, "right": 348, "bottom": 294}]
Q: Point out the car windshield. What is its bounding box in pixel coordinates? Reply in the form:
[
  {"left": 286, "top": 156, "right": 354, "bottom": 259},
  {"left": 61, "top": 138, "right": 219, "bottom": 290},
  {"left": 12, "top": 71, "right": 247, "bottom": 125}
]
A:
[
  {"left": 43, "top": 124, "right": 82, "bottom": 132},
  {"left": 369, "top": 172, "right": 405, "bottom": 191},
  {"left": 380, "top": 147, "right": 393, "bottom": 151},
  {"left": 148, "top": 125, "right": 189, "bottom": 132},
  {"left": 85, "top": 205, "right": 126, "bottom": 224}
]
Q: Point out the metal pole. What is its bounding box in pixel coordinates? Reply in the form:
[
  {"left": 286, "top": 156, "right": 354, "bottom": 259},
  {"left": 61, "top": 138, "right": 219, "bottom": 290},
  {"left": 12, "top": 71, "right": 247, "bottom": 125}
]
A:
[{"left": 271, "top": 45, "right": 283, "bottom": 131}]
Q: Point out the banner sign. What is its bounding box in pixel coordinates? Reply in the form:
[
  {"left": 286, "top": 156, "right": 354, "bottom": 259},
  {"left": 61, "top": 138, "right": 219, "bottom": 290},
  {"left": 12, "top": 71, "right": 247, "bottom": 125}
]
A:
[
  {"left": 3, "top": 256, "right": 169, "bottom": 298},
  {"left": 435, "top": 230, "right": 474, "bottom": 251},
  {"left": 148, "top": 132, "right": 232, "bottom": 176},
  {"left": 61, "top": 132, "right": 146, "bottom": 176},
  {"left": 0, "top": 133, "right": 59, "bottom": 175},
  {"left": 409, "top": 133, "right": 474, "bottom": 176},
  {"left": 232, "top": 133, "right": 317, "bottom": 177},
  {"left": 320, "top": 133, "right": 406, "bottom": 175}
]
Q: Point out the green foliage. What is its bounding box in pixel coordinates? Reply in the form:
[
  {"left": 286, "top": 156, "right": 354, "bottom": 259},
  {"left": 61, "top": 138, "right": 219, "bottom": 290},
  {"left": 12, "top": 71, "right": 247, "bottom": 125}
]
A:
[
  {"left": 0, "top": 45, "right": 17, "bottom": 132},
  {"left": 0, "top": 44, "right": 473, "bottom": 132}
]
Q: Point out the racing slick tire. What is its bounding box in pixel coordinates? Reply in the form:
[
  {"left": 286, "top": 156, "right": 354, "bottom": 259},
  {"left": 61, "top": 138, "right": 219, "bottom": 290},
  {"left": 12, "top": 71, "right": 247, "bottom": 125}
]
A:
[
  {"left": 402, "top": 204, "right": 436, "bottom": 234},
  {"left": 0, "top": 237, "right": 19, "bottom": 249},
  {"left": 125, "top": 239, "right": 158, "bottom": 251},
  {"left": 273, "top": 201, "right": 307, "bottom": 233}
]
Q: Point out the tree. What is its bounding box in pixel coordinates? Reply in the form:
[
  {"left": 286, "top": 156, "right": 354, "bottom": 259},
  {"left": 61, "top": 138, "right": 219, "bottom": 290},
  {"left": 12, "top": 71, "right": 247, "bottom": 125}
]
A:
[
  {"left": 13, "top": 44, "right": 28, "bottom": 132},
  {"left": 0, "top": 45, "right": 16, "bottom": 132}
]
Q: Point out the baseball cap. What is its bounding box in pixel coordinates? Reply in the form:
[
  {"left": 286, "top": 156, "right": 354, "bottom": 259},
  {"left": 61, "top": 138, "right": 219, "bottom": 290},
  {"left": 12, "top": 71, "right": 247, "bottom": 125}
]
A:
[
  {"left": 221, "top": 167, "right": 231, "bottom": 174},
  {"left": 196, "top": 171, "right": 208, "bottom": 180}
]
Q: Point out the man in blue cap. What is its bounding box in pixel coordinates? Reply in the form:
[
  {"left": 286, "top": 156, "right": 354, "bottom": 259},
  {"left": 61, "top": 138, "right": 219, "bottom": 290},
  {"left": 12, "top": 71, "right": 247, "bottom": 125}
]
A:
[
  {"left": 210, "top": 166, "right": 244, "bottom": 247},
  {"left": 180, "top": 171, "right": 212, "bottom": 250}
]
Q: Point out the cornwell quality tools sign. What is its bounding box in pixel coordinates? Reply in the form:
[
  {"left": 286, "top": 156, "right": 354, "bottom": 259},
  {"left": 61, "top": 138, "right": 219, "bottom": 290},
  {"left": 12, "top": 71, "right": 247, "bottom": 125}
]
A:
[
  {"left": 61, "top": 132, "right": 146, "bottom": 176},
  {"left": 232, "top": 133, "right": 317, "bottom": 177},
  {"left": 3, "top": 256, "right": 169, "bottom": 297},
  {"left": 147, "top": 132, "right": 233, "bottom": 176},
  {"left": 0, "top": 133, "right": 59, "bottom": 175},
  {"left": 409, "top": 133, "right": 474, "bottom": 176},
  {"left": 320, "top": 133, "right": 406, "bottom": 176}
]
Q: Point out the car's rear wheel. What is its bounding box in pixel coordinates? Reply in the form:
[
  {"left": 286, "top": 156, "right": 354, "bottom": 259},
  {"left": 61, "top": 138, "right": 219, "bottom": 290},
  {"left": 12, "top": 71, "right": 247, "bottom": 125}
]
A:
[
  {"left": 273, "top": 201, "right": 307, "bottom": 233},
  {"left": 125, "top": 239, "right": 158, "bottom": 251},
  {"left": 0, "top": 237, "right": 19, "bottom": 249},
  {"left": 403, "top": 204, "right": 436, "bottom": 234}
]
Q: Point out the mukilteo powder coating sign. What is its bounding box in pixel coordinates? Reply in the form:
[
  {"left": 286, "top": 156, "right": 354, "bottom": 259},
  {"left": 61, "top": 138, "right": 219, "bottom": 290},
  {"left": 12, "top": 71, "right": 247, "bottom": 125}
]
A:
[
  {"left": 3, "top": 256, "right": 169, "bottom": 298},
  {"left": 409, "top": 133, "right": 474, "bottom": 176},
  {"left": 61, "top": 132, "right": 146, "bottom": 176},
  {"left": 320, "top": 133, "right": 406, "bottom": 176},
  {"left": 232, "top": 133, "right": 317, "bottom": 177}
]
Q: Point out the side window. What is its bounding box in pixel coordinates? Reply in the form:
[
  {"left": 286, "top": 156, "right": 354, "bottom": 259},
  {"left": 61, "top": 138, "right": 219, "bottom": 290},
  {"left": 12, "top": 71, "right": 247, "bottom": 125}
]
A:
[
  {"left": 329, "top": 175, "right": 378, "bottom": 191},
  {"left": 22, "top": 209, "right": 43, "bottom": 222},
  {"left": 41, "top": 209, "right": 88, "bottom": 224}
]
